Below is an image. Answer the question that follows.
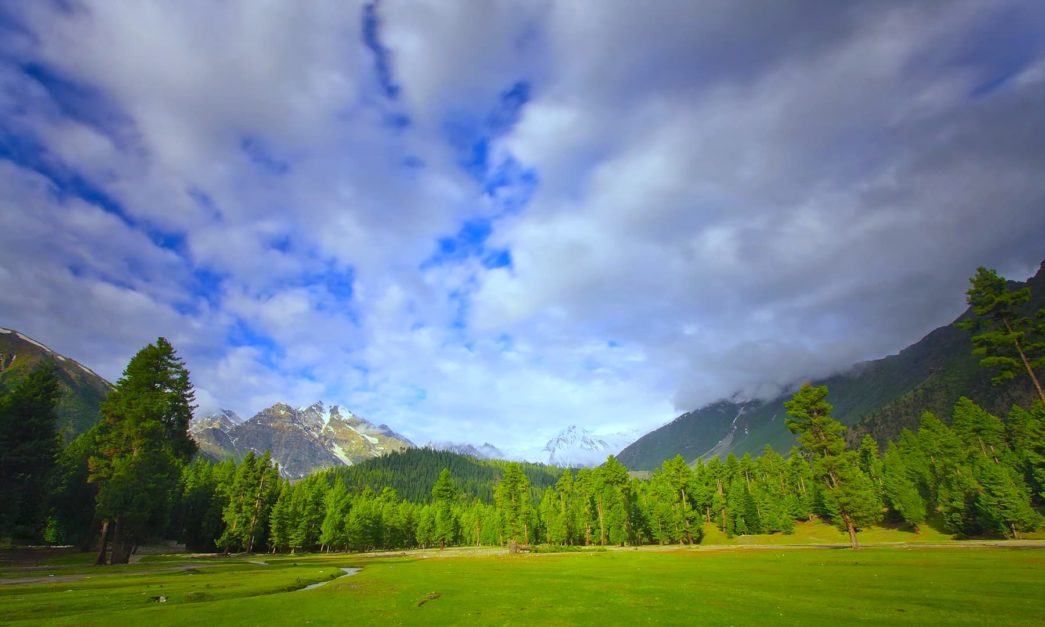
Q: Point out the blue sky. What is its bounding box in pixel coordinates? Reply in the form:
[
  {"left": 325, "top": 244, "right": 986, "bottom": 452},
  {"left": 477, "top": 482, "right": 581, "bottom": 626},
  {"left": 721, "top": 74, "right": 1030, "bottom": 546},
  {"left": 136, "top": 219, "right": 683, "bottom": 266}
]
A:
[{"left": 1, "top": 1, "right": 1044, "bottom": 456}]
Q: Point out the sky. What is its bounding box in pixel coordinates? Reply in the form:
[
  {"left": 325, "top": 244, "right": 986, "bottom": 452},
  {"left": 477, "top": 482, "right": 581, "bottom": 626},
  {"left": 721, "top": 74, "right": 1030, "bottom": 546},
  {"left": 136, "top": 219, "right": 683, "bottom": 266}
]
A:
[{"left": 1, "top": 1, "right": 1044, "bottom": 456}]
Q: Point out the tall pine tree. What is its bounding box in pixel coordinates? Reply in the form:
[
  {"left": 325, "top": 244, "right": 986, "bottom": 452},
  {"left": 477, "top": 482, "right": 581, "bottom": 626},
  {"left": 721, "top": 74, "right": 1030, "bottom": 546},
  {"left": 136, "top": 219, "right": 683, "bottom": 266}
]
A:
[
  {"left": 785, "top": 384, "right": 881, "bottom": 548},
  {"left": 0, "top": 365, "right": 61, "bottom": 540},
  {"left": 89, "top": 338, "right": 196, "bottom": 564},
  {"left": 957, "top": 266, "right": 1044, "bottom": 402}
]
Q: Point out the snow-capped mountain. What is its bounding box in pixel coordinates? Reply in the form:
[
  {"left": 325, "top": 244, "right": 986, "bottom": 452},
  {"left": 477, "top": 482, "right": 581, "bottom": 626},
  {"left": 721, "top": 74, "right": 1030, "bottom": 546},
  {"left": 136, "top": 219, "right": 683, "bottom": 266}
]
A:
[
  {"left": 425, "top": 441, "right": 506, "bottom": 460},
  {"left": 192, "top": 409, "right": 241, "bottom": 431},
  {"left": 189, "top": 401, "right": 414, "bottom": 478},
  {"left": 542, "top": 425, "right": 624, "bottom": 468}
]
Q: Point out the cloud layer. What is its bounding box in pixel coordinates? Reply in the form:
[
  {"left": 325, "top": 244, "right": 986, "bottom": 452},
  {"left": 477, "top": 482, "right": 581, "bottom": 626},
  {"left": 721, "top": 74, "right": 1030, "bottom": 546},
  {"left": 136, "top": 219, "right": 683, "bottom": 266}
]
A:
[{"left": 2, "top": 1, "right": 1043, "bottom": 455}]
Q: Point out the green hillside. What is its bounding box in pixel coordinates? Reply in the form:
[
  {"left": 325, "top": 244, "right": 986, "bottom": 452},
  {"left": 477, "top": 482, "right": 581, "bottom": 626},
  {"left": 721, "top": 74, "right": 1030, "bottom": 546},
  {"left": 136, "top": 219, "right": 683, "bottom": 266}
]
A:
[
  {"left": 325, "top": 447, "right": 562, "bottom": 503},
  {"left": 619, "top": 262, "right": 1044, "bottom": 470},
  {"left": 0, "top": 328, "right": 111, "bottom": 442}
]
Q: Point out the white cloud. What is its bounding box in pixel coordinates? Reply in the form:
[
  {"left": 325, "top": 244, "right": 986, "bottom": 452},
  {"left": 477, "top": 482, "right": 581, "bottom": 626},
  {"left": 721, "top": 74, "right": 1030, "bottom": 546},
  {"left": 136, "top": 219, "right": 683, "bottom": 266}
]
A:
[{"left": 1, "top": 0, "right": 1043, "bottom": 456}]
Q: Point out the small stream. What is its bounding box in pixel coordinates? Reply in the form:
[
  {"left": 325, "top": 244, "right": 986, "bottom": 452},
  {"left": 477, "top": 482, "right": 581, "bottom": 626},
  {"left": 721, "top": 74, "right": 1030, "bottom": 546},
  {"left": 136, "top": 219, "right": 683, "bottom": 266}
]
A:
[{"left": 298, "top": 567, "right": 361, "bottom": 591}]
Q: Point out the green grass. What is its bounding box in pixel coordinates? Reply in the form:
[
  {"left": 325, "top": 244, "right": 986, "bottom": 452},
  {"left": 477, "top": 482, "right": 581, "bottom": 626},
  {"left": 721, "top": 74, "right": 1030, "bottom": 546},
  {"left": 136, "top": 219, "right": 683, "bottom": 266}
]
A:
[
  {"left": 700, "top": 519, "right": 956, "bottom": 545},
  {"left": 2, "top": 544, "right": 1043, "bottom": 626}
]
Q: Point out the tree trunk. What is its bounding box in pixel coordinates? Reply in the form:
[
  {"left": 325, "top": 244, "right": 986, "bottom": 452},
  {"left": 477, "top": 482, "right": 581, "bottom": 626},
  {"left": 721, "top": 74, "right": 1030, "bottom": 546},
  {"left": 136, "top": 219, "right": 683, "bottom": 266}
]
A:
[
  {"left": 843, "top": 512, "right": 859, "bottom": 550},
  {"left": 1004, "top": 319, "right": 1045, "bottom": 403},
  {"left": 94, "top": 519, "right": 110, "bottom": 566},
  {"left": 246, "top": 473, "right": 269, "bottom": 554},
  {"left": 596, "top": 497, "right": 606, "bottom": 545},
  {"left": 110, "top": 519, "right": 134, "bottom": 564}
]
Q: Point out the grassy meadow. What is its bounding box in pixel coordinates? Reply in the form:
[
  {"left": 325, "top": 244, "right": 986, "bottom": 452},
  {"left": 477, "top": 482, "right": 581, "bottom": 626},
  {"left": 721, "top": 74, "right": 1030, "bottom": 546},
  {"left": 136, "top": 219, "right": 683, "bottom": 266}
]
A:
[{"left": 2, "top": 537, "right": 1043, "bottom": 626}]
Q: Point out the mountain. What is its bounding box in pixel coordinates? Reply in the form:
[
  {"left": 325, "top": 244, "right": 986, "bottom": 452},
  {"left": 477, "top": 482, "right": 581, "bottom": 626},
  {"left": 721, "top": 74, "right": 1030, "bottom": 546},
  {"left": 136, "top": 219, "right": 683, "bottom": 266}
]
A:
[
  {"left": 189, "top": 401, "right": 415, "bottom": 478},
  {"left": 618, "top": 262, "right": 1045, "bottom": 470},
  {"left": 542, "top": 425, "right": 614, "bottom": 467},
  {"left": 425, "top": 441, "right": 506, "bottom": 460},
  {"left": 189, "top": 409, "right": 242, "bottom": 461},
  {"left": 0, "top": 327, "right": 112, "bottom": 442}
]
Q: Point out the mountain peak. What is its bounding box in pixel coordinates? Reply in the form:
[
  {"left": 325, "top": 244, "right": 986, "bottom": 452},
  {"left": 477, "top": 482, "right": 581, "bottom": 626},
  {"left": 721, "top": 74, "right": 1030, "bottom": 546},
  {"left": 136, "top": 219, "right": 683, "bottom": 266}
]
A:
[
  {"left": 425, "top": 441, "right": 505, "bottom": 460},
  {"left": 543, "top": 425, "right": 612, "bottom": 467},
  {"left": 192, "top": 400, "right": 414, "bottom": 477}
]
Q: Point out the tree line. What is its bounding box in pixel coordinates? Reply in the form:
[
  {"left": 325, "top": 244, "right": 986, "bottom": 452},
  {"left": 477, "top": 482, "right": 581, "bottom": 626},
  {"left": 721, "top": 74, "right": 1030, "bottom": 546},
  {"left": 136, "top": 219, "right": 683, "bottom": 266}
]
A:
[{"left": 139, "top": 391, "right": 1045, "bottom": 554}]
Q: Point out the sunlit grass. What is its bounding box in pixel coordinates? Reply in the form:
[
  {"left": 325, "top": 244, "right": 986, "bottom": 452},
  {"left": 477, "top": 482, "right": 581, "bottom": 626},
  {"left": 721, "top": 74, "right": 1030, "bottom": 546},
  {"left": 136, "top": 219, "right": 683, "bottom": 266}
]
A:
[
  {"left": 700, "top": 519, "right": 956, "bottom": 545},
  {"left": 2, "top": 543, "right": 1042, "bottom": 626}
]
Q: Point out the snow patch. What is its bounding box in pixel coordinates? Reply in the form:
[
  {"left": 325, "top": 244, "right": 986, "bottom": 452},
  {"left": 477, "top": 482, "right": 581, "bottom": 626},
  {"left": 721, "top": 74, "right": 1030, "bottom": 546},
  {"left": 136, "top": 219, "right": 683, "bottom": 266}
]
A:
[
  {"left": 0, "top": 328, "right": 11, "bottom": 333},
  {"left": 76, "top": 362, "right": 103, "bottom": 379},
  {"left": 330, "top": 443, "right": 354, "bottom": 466},
  {"left": 345, "top": 422, "right": 379, "bottom": 444},
  {"left": 15, "top": 332, "right": 51, "bottom": 352}
]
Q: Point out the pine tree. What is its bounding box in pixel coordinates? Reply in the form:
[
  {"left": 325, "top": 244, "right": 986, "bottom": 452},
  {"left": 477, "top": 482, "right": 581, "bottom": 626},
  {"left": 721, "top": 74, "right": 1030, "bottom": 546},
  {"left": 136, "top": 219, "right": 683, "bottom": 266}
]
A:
[
  {"left": 785, "top": 384, "right": 881, "bottom": 548},
  {"left": 415, "top": 505, "right": 435, "bottom": 548},
  {"left": 952, "top": 397, "right": 1008, "bottom": 463},
  {"left": 857, "top": 435, "right": 884, "bottom": 486},
  {"left": 659, "top": 455, "right": 698, "bottom": 543},
  {"left": 494, "top": 463, "right": 532, "bottom": 549},
  {"left": 346, "top": 490, "right": 382, "bottom": 551},
  {"left": 0, "top": 365, "right": 61, "bottom": 540},
  {"left": 593, "top": 456, "right": 637, "bottom": 546},
  {"left": 290, "top": 474, "right": 328, "bottom": 551},
  {"left": 89, "top": 338, "right": 196, "bottom": 564},
  {"left": 178, "top": 460, "right": 226, "bottom": 551},
  {"left": 49, "top": 427, "right": 101, "bottom": 548},
  {"left": 974, "top": 462, "right": 1040, "bottom": 538},
  {"left": 268, "top": 480, "right": 294, "bottom": 553},
  {"left": 881, "top": 445, "right": 926, "bottom": 530},
  {"left": 957, "top": 266, "right": 1044, "bottom": 402},
  {"left": 431, "top": 468, "right": 458, "bottom": 549},
  {"left": 320, "top": 481, "right": 351, "bottom": 551},
  {"left": 572, "top": 468, "right": 596, "bottom": 545},
  {"left": 543, "top": 468, "right": 575, "bottom": 545},
  {"left": 218, "top": 452, "right": 267, "bottom": 553},
  {"left": 1006, "top": 403, "right": 1045, "bottom": 500}
]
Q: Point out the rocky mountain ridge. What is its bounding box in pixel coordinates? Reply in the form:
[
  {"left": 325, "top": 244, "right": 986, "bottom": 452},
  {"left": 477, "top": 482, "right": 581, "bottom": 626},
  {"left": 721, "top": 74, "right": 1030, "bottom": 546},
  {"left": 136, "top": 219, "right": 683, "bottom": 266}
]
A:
[
  {"left": 424, "top": 441, "right": 505, "bottom": 460},
  {"left": 190, "top": 401, "right": 414, "bottom": 477}
]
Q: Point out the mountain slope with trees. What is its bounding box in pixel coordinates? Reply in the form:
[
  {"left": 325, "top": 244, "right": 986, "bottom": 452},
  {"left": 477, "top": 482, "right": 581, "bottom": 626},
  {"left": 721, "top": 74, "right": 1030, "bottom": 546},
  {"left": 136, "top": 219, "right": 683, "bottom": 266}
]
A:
[
  {"left": 0, "top": 328, "right": 111, "bottom": 442},
  {"left": 619, "top": 262, "right": 1044, "bottom": 470}
]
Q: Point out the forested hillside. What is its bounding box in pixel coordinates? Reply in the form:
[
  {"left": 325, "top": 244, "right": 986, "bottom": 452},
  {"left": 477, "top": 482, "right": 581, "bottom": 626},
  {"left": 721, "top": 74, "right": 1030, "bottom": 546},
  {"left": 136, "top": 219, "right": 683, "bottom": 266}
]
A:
[
  {"left": 326, "top": 448, "right": 561, "bottom": 503},
  {"left": 0, "top": 328, "right": 111, "bottom": 442},
  {"left": 619, "top": 262, "right": 1044, "bottom": 470}
]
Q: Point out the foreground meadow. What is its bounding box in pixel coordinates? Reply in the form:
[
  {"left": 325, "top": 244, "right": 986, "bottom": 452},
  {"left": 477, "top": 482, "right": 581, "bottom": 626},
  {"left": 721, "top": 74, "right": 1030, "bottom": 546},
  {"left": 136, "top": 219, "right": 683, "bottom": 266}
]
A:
[{"left": 2, "top": 542, "right": 1043, "bottom": 626}]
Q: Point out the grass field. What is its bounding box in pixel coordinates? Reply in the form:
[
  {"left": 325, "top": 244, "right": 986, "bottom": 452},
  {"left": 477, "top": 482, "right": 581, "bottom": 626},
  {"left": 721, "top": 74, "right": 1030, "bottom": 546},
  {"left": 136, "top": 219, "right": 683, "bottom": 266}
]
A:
[
  {"left": 698, "top": 519, "right": 960, "bottom": 545},
  {"left": 2, "top": 540, "right": 1043, "bottom": 626}
]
